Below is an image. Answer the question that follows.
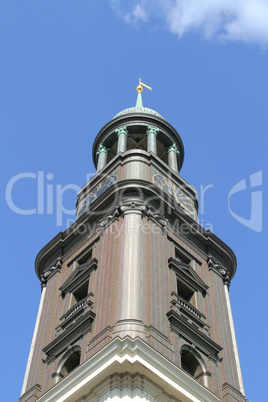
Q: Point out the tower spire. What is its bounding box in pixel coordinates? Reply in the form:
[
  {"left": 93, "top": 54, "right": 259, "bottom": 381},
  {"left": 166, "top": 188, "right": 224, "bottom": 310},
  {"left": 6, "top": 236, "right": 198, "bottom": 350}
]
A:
[{"left": 136, "top": 78, "right": 152, "bottom": 107}]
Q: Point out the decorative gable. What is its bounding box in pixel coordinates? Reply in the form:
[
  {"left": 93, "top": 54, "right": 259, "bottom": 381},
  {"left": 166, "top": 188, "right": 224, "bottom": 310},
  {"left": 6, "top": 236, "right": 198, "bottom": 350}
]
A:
[
  {"left": 168, "top": 257, "right": 208, "bottom": 295},
  {"left": 59, "top": 258, "right": 98, "bottom": 296}
]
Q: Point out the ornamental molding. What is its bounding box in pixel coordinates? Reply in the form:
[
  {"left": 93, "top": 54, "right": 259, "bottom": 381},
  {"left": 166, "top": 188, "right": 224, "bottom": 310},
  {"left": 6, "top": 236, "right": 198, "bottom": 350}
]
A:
[
  {"left": 167, "top": 309, "right": 222, "bottom": 363},
  {"left": 59, "top": 258, "right": 98, "bottom": 296},
  {"left": 43, "top": 309, "right": 96, "bottom": 362},
  {"left": 170, "top": 291, "right": 209, "bottom": 336},
  {"left": 119, "top": 202, "right": 147, "bottom": 214},
  {"left": 115, "top": 125, "right": 129, "bottom": 136},
  {"left": 168, "top": 257, "right": 208, "bottom": 294},
  {"left": 98, "top": 206, "right": 121, "bottom": 234},
  {"left": 98, "top": 202, "right": 169, "bottom": 235},
  {"left": 167, "top": 143, "right": 180, "bottom": 154},
  {"left": 57, "top": 292, "right": 94, "bottom": 334},
  {"left": 145, "top": 125, "right": 160, "bottom": 136},
  {"left": 96, "top": 143, "right": 110, "bottom": 155},
  {"left": 207, "top": 255, "right": 230, "bottom": 285},
  {"left": 41, "top": 257, "right": 62, "bottom": 286}
]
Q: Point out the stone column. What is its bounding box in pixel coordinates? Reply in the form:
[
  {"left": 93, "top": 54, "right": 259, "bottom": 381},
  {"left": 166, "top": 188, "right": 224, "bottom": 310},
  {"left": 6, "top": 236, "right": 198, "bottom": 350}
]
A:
[
  {"left": 96, "top": 144, "right": 109, "bottom": 172},
  {"left": 146, "top": 125, "right": 159, "bottom": 154},
  {"left": 167, "top": 143, "right": 180, "bottom": 172},
  {"left": 115, "top": 125, "right": 129, "bottom": 154}
]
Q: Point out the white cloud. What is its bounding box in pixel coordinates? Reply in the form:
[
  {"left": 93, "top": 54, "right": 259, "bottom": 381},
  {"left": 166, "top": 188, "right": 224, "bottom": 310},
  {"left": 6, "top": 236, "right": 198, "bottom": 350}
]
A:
[
  {"left": 110, "top": 0, "right": 148, "bottom": 25},
  {"left": 110, "top": 0, "right": 268, "bottom": 45}
]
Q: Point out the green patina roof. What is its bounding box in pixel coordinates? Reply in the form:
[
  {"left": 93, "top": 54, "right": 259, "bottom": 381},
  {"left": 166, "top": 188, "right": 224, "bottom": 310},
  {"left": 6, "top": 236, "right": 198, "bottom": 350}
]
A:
[
  {"left": 113, "top": 91, "right": 165, "bottom": 120},
  {"left": 114, "top": 107, "right": 165, "bottom": 120}
]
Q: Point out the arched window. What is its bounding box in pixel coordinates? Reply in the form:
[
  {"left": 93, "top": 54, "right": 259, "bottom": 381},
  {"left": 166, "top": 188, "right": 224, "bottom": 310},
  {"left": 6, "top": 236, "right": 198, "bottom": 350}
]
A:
[
  {"left": 61, "top": 351, "right": 80, "bottom": 376},
  {"left": 57, "top": 346, "right": 81, "bottom": 380},
  {"left": 181, "top": 345, "right": 207, "bottom": 386}
]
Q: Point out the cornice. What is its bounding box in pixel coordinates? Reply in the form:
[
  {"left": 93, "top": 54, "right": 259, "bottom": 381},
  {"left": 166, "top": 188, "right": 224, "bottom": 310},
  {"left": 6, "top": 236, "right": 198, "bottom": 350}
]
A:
[
  {"left": 78, "top": 150, "right": 197, "bottom": 203},
  {"left": 35, "top": 178, "right": 236, "bottom": 282},
  {"left": 167, "top": 309, "right": 222, "bottom": 360},
  {"left": 168, "top": 257, "right": 209, "bottom": 293},
  {"left": 43, "top": 309, "right": 96, "bottom": 360},
  {"left": 37, "top": 337, "right": 220, "bottom": 402}
]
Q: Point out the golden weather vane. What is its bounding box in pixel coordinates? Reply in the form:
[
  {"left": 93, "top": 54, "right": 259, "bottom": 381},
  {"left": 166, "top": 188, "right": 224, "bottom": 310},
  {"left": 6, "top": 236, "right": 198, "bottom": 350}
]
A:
[{"left": 136, "top": 78, "right": 152, "bottom": 94}]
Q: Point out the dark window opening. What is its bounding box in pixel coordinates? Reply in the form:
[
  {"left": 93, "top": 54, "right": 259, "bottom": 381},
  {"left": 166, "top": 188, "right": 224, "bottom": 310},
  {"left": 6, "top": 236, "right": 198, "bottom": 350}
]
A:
[
  {"left": 181, "top": 349, "right": 202, "bottom": 379},
  {"left": 127, "top": 133, "right": 147, "bottom": 151},
  {"left": 73, "top": 280, "right": 89, "bottom": 303},
  {"left": 61, "top": 350, "right": 81, "bottom": 377},
  {"left": 77, "top": 249, "right": 92, "bottom": 265},
  {"left": 175, "top": 248, "right": 191, "bottom": 264},
  {"left": 177, "top": 278, "right": 194, "bottom": 303}
]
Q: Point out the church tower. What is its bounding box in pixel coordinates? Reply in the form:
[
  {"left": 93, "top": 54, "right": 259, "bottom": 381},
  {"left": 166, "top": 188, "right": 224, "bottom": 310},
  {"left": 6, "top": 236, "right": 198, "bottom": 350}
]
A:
[{"left": 20, "top": 83, "right": 247, "bottom": 401}]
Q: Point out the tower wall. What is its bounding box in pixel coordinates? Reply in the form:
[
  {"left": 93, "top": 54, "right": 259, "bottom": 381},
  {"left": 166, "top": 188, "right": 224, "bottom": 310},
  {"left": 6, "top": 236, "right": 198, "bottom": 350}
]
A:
[{"left": 20, "top": 104, "right": 246, "bottom": 402}]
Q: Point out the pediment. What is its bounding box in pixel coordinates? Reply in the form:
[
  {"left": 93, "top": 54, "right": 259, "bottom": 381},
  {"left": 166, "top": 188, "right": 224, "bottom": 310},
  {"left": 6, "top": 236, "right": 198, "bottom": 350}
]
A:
[
  {"left": 60, "top": 258, "right": 98, "bottom": 295},
  {"left": 167, "top": 309, "right": 222, "bottom": 360},
  {"left": 43, "top": 309, "right": 96, "bottom": 359},
  {"left": 168, "top": 257, "right": 208, "bottom": 294}
]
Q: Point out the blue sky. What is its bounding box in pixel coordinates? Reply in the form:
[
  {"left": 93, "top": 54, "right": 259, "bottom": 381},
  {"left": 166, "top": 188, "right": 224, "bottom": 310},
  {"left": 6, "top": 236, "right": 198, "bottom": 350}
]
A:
[{"left": 1, "top": 1, "right": 267, "bottom": 400}]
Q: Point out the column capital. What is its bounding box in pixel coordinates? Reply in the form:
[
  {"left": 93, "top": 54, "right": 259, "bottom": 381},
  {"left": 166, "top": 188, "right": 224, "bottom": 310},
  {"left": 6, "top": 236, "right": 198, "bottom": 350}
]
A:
[
  {"left": 146, "top": 125, "right": 159, "bottom": 136},
  {"left": 115, "top": 125, "right": 129, "bottom": 137},
  {"left": 167, "top": 143, "right": 180, "bottom": 155},
  {"left": 96, "top": 144, "right": 109, "bottom": 155}
]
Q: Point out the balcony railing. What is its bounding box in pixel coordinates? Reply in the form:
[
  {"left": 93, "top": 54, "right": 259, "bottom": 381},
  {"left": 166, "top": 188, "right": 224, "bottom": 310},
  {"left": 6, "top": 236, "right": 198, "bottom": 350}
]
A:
[
  {"left": 176, "top": 296, "right": 203, "bottom": 320},
  {"left": 63, "top": 297, "right": 88, "bottom": 321},
  {"left": 59, "top": 293, "right": 94, "bottom": 329},
  {"left": 170, "top": 291, "right": 210, "bottom": 336}
]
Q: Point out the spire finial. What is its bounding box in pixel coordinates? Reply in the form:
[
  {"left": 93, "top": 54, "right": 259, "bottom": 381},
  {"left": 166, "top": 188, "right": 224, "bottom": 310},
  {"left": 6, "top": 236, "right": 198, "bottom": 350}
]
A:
[
  {"left": 136, "top": 78, "right": 152, "bottom": 107},
  {"left": 136, "top": 78, "right": 144, "bottom": 94},
  {"left": 136, "top": 78, "right": 152, "bottom": 93}
]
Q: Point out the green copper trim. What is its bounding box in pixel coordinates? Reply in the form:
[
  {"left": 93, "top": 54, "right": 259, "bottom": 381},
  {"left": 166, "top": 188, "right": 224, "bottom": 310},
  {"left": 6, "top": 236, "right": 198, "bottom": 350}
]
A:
[
  {"left": 136, "top": 92, "right": 143, "bottom": 108},
  {"left": 167, "top": 143, "right": 180, "bottom": 154},
  {"left": 115, "top": 125, "right": 129, "bottom": 137},
  {"left": 145, "top": 125, "right": 160, "bottom": 137},
  {"left": 96, "top": 144, "right": 109, "bottom": 155}
]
